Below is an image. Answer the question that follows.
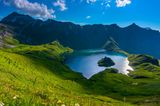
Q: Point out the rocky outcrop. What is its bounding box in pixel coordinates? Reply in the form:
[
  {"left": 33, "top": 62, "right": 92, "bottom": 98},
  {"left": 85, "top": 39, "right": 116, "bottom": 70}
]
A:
[
  {"left": 103, "top": 37, "right": 120, "bottom": 51},
  {"left": 0, "top": 24, "right": 18, "bottom": 48},
  {"left": 98, "top": 56, "right": 115, "bottom": 67}
]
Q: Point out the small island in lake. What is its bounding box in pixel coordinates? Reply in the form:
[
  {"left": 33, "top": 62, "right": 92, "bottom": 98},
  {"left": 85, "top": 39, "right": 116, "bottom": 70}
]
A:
[{"left": 98, "top": 56, "right": 115, "bottom": 67}]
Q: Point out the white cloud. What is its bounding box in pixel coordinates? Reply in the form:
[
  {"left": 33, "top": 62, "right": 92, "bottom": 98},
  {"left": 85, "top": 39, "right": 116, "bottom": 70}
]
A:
[
  {"left": 81, "top": 0, "right": 132, "bottom": 8},
  {"left": 3, "top": 0, "right": 55, "bottom": 19},
  {"left": 86, "top": 0, "right": 111, "bottom": 8},
  {"left": 86, "top": 0, "right": 97, "bottom": 4},
  {"left": 54, "top": 0, "right": 67, "bottom": 11},
  {"left": 86, "top": 16, "right": 91, "bottom": 19},
  {"left": 116, "top": 0, "right": 131, "bottom": 7}
]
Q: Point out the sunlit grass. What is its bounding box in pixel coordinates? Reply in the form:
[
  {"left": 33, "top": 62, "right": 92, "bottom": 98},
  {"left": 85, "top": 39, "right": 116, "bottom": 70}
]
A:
[{"left": 0, "top": 42, "right": 129, "bottom": 105}]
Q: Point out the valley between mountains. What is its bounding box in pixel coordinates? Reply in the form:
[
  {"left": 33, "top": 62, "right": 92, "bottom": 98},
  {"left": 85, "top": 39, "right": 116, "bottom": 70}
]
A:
[{"left": 1, "top": 12, "right": 160, "bottom": 106}]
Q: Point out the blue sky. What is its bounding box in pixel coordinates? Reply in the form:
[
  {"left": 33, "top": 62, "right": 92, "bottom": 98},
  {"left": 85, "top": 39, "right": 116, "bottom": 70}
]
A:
[{"left": 0, "top": 0, "right": 160, "bottom": 30}]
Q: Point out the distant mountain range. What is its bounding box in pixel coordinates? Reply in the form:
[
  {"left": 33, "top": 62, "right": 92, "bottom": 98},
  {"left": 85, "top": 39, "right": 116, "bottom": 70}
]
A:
[{"left": 1, "top": 12, "right": 160, "bottom": 58}]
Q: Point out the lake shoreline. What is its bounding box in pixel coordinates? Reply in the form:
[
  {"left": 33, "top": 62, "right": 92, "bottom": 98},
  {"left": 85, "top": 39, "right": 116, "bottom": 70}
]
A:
[{"left": 65, "top": 49, "right": 133, "bottom": 79}]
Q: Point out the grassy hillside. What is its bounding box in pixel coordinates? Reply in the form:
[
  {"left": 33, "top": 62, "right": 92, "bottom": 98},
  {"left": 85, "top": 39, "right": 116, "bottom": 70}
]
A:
[
  {"left": 1, "top": 40, "right": 160, "bottom": 106},
  {"left": 0, "top": 42, "right": 129, "bottom": 106},
  {"left": 89, "top": 54, "right": 160, "bottom": 106},
  {"left": 1, "top": 24, "right": 160, "bottom": 105}
]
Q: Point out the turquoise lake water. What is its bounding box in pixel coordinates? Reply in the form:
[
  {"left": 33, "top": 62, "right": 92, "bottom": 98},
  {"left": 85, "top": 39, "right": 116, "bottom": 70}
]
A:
[{"left": 65, "top": 49, "right": 133, "bottom": 78}]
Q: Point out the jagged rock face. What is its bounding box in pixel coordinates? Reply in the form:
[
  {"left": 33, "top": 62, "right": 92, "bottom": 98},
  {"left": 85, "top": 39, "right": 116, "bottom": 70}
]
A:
[
  {"left": 0, "top": 24, "right": 18, "bottom": 48},
  {"left": 0, "top": 24, "right": 7, "bottom": 47},
  {"left": 103, "top": 37, "right": 120, "bottom": 51},
  {"left": 1, "top": 12, "right": 160, "bottom": 58}
]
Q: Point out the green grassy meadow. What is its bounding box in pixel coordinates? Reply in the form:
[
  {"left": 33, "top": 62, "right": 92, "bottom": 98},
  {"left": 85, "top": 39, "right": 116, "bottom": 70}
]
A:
[
  {"left": 0, "top": 41, "right": 130, "bottom": 106},
  {"left": 1, "top": 34, "right": 160, "bottom": 106}
]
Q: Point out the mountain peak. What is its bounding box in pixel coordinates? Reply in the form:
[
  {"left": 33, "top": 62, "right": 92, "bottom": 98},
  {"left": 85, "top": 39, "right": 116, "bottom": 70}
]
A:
[
  {"left": 3, "top": 12, "right": 32, "bottom": 20},
  {"left": 9, "top": 12, "right": 19, "bottom": 16},
  {"left": 110, "top": 24, "right": 119, "bottom": 27},
  {"left": 129, "top": 23, "right": 139, "bottom": 27},
  {"left": 1, "top": 12, "right": 34, "bottom": 27},
  {"left": 131, "top": 23, "right": 137, "bottom": 25},
  {"left": 125, "top": 23, "right": 141, "bottom": 29},
  {"left": 107, "top": 24, "right": 120, "bottom": 29}
]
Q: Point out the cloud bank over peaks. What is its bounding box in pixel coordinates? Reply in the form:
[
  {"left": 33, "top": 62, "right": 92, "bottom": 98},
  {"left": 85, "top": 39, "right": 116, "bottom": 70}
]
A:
[
  {"left": 3, "top": 0, "right": 55, "bottom": 19},
  {"left": 2, "top": 0, "right": 132, "bottom": 20}
]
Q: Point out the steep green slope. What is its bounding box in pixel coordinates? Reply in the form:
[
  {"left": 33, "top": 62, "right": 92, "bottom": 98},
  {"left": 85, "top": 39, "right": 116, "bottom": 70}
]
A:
[
  {"left": 0, "top": 42, "right": 128, "bottom": 106},
  {"left": 89, "top": 54, "right": 160, "bottom": 105},
  {"left": 0, "top": 24, "right": 19, "bottom": 48}
]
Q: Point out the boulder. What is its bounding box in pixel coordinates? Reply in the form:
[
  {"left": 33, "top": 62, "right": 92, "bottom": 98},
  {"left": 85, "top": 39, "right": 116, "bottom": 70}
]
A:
[{"left": 98, "top": 57, "right": 115, "bottom": 67}]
